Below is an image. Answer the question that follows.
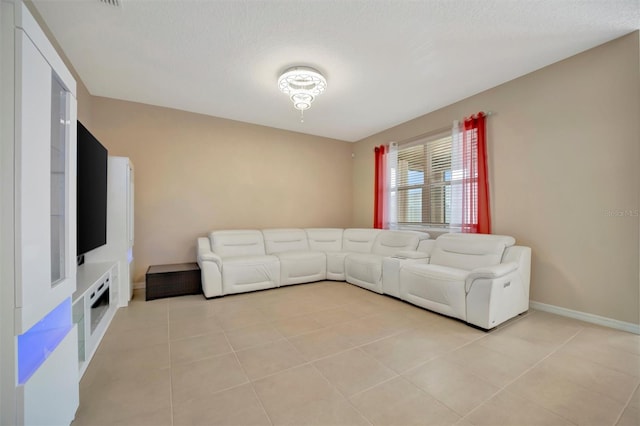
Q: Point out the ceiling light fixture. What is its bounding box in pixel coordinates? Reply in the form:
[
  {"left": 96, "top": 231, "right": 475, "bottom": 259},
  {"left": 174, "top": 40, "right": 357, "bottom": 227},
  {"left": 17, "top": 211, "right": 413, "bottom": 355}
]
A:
[{"left": 278, "top": 66, "right": 327, "bottom": 123}]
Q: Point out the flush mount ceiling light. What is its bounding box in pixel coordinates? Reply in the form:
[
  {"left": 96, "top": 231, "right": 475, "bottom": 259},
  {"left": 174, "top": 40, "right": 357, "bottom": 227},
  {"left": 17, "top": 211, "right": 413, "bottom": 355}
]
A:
[{"left": 278, "top": 66, "right": 327, "bottom": 122}]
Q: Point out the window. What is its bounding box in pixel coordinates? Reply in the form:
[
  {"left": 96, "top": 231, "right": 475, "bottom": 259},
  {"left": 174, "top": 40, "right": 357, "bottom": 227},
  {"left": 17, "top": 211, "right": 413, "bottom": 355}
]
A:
[
  {"left": 383, "top": 114, "right": 489, "bottom": 232},
  {"left": 393, "top": 132, "right": 453, "bottom": 227}
]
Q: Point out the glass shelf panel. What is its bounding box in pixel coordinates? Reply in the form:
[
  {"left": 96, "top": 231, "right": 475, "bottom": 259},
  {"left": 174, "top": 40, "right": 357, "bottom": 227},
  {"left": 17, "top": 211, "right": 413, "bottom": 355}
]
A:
[{"left": 50, "top": 73, "right": 68, "bottom": 285}]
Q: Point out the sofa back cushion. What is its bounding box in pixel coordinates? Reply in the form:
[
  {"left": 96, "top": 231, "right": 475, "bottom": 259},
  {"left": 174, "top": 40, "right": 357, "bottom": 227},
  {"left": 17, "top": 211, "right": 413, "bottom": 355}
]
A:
[
  {"left": 430, "top": 233, "right": 516, "bottom": 271},
  {"left": 342, "top": 229, "right": 382, "bottom": 253},
  {"left": 305, "top": 228, "right": 344, "bottom": 252},
  {"left": 209, "top": 230, "right": 266, "bottom": 258},
  {"left": 262, "top": 229, "right": 309, "bottom": 254},
  {"left": 371, "top": 230, "right": 430, "bottom": 256},
  {"left": 417, "top": 239, "right": 436, "bottom": 254}
]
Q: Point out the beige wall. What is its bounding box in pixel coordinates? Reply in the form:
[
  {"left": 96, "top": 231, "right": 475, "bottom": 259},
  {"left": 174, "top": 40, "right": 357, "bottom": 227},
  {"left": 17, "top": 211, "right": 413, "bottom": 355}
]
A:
[
  {"left": 88, "top": 98, "right": 353, "bottom": 282},
  {"left": 75, "top": 79, "right": 93, "bottom": 129},
  {"left": 353, "top": 32, "right": 640, "bottom": 325}
]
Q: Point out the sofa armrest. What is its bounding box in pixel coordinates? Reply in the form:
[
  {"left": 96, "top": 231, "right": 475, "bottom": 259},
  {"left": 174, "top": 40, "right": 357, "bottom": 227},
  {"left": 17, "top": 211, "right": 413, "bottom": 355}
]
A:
[
  {"left": 392, "top": 250, "right": 430, "bottom": 260},
  {"left": 197, "top": 237, "right": 222, "bottom": 267},
  {"left": 198, "top": 251, "right": 222, "bottom": 267},
  {"left": 197, "top": 237, "right": 223, "bottom": 297},
  {"left": 464, "top": 261, "right": 529, "bottom": 329},
  {"left": 503, "top": 245, "right": 532, "bottom": 300},
  {"left": 467, "top": 262, "right": 518, "bottom": 281}
]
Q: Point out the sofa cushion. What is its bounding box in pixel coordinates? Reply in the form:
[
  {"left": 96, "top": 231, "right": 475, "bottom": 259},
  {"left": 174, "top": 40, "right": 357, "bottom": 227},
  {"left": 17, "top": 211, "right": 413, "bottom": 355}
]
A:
[
  {"left": 371, "top": 230, "right": 429, "bottom": 256},
  {"left": 305, "top": 228, "right": 344, "bottom": 252},
  {"left": 430, "top": 234, "right": 515, "bottom": 271},
  {"left": 344, "top": 253, "right": 384, "bottom": 293},
  {"left": 326, "top": 252, "right": 348, "bottom": 280},
  {"left": 262, "top": 228, "right": 309, "bottom": 254},
  {"left": 276, "top": 251, "right": 326, "bottom": 285},
  {"left": 209, "top": 230, "right": 266, "bottom": 258},
  {"left": 400, "top": 263, "right": 468, "bottom": 320},
  {"left": 220, "top": 255, "right": 280, "bottom": 294},
  {"left": 342, "top": 228, "right": 382, "bottom": 253}
]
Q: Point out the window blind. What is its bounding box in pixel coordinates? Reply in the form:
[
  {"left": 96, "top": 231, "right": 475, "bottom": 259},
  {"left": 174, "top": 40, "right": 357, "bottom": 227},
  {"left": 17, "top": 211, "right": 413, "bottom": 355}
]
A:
[{"left": 396, "top": 132, "right": 452, "bottom": 226}]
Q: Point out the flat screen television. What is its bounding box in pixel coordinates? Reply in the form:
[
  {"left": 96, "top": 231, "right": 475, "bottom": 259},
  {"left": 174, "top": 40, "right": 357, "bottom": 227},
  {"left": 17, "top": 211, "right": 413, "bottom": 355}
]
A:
[{"left": 76, "top": 121, "right": 108, "bottom": 260}]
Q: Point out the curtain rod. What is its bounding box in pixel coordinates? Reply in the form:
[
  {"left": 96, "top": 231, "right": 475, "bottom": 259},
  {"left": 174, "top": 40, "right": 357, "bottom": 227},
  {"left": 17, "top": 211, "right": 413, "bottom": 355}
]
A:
[
  {"left": 392, "top": 126, "right": 450, "bottom": 146},
  {"left": 391, "top": 111, "right": 493, "bottom": 146}
]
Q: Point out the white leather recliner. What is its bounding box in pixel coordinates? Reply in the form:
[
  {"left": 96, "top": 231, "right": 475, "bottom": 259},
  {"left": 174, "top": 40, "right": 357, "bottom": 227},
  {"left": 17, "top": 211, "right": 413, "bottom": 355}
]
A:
[
  {"left": 399, "top": 233, "right": 531, "bottom": 329},
  {"left": 198, "top": 230, "right": 280, "bottom": 297},
  {"left": 262, "top": 229, "right": 326, "bottom": 286},
  {"left": 345, "top": 230, "right": 430, "bottom": 293}
]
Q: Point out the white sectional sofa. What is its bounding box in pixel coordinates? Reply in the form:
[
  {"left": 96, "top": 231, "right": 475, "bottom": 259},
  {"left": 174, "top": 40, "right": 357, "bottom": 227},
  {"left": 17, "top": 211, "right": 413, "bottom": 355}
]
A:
[
  {"left": 196, "top": 229, "right": 531, "bottom": 329},
  {"left": 197, "top": 228, "right": 428, "bottom": 298}
]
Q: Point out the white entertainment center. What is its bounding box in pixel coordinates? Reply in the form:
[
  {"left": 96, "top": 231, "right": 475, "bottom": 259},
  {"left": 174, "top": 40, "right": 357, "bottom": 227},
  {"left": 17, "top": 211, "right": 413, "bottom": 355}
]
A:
[{"left": 1, "top": 2, "right": 134, "bottom": 423}]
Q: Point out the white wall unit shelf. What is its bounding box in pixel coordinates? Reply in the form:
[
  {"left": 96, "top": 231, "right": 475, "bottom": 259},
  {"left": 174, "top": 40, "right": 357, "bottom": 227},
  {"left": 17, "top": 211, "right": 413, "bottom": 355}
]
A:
[{"left": 73, "top": 261, "right": 118, "bottom": 378}]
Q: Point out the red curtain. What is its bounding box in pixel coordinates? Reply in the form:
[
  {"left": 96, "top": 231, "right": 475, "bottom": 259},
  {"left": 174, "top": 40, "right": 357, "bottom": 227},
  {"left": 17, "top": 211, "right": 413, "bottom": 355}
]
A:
[
  {"left": 462, "top": 112, "right": 491, "bottom": 233},
  {"left": 373, "top": 145, "right": 387, "bottom": 229}
]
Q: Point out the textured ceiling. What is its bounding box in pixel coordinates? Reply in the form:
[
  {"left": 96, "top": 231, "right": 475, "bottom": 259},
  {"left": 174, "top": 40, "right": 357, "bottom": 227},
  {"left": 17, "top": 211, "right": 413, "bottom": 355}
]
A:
[{"left": 32, "top": 0, "right": 639, "bottom": 142}]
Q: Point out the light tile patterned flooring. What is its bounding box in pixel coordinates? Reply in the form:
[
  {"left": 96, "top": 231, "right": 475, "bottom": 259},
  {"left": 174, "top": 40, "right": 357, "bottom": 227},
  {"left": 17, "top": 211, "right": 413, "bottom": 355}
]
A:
[{"left": 73, "top": 281, "right": 640, "bottom": 426}]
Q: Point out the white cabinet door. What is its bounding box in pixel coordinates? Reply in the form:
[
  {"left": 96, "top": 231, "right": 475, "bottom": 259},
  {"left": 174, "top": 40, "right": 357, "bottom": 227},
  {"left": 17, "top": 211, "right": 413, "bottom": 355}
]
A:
[{"left": 15, "top": 31, "right": 76, "bottom": 333}]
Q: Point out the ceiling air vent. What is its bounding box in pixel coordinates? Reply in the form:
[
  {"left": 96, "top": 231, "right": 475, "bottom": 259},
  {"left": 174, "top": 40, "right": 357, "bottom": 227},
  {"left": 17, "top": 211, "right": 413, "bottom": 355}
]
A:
[{"left": 99, "top": 0, "right": 121, "bottom": 7}]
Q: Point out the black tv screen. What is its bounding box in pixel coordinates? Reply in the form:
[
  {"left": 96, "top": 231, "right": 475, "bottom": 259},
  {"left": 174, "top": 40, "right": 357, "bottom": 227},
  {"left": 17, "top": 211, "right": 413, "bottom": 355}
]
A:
[{"left": 76, "top": 121, "right": 108, "bottom": 257}]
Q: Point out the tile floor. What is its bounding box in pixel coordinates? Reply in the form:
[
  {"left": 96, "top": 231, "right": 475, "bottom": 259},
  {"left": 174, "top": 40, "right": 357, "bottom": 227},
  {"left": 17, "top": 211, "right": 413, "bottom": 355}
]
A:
[{"left": 73, "top": 281, "right": 640, "bottom": 426}]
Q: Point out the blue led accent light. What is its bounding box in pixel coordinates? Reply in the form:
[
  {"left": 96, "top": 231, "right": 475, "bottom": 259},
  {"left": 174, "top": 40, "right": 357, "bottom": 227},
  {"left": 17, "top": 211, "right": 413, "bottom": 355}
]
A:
[
  {"left": 17, "top": 298, "right": 73, "bottom": 384},
  {"left": 127, "top": 247, "right": 133, "bottom": 263}
]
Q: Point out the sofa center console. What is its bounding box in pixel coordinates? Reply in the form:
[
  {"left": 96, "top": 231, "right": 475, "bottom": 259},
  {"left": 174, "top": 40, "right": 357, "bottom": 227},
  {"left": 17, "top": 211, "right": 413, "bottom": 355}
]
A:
[{"left": 382, "top": 255, "right": 430, "bottom": 298}]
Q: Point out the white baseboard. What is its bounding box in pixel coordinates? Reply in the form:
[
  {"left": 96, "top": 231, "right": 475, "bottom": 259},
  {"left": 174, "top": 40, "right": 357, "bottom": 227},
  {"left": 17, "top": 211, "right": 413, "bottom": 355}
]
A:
[{"left": 530, "top": 301, "right": 640, "bottom": 335}]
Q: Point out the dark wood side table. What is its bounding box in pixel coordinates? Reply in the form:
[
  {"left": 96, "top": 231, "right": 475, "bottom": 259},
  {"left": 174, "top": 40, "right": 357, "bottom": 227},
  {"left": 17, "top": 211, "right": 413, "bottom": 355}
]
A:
[{"left": 145, "top": 262, "right": 202, "bottom": 301}]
